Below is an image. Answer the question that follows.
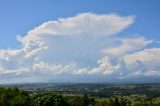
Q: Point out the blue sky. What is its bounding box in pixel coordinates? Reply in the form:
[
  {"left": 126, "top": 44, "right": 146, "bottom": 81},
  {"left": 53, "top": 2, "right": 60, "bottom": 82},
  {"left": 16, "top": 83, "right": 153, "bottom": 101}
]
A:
[
  {"left": 0, "top": 0, "right": 160, "bottom": 49},
  {"left": 0, "top": 0, "right": 160, "bottom": 83}
]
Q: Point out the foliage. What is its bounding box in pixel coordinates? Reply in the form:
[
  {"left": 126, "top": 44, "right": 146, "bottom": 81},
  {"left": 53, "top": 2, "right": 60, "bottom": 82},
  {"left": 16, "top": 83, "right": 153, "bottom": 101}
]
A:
[
  {"left": 0, "top": 87, "right": 160, "bottom": 106},
  {"left": 32, "top": 93, "right": 70, "bottom": 106},
  {"left": 0, "top": 87, "right": 31, "bottom": 106}
]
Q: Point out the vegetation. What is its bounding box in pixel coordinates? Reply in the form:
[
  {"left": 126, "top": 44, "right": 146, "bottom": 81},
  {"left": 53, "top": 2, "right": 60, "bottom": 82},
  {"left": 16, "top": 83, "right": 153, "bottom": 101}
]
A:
[
  {"left": 0, "top": 83, "right": 160, "bottom": 106},
  {"left": 0, "top": 87, "right": 30, "bottom": 106}
]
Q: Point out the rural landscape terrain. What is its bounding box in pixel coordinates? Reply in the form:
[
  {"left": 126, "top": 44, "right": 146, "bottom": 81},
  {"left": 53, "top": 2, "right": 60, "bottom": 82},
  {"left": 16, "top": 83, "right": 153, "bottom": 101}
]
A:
[{"left": 0, "top": 83, "right": 160, "bottom": 106}]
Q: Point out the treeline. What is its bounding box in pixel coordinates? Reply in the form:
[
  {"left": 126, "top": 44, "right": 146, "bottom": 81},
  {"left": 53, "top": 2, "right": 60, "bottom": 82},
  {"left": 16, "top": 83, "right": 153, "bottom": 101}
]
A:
[{"left": 0, "top": 87, "right": 160, "bottom": 106}]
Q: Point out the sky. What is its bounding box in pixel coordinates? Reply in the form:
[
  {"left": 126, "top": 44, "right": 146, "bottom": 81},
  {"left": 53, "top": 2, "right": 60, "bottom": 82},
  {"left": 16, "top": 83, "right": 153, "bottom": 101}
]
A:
[{"left": 0, "top": 0, "right": 160, "bottom": 84}]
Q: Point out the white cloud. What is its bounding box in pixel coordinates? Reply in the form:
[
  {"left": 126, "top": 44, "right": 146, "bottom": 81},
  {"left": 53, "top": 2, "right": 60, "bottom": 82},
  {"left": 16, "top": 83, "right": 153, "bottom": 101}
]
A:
[
  {"left": 121, "top": 48, "right": 160, "bottom": 77},
  {"left": 102, "top": 36, "right": 153, "bottom": 57},
  {"left": 33, "top": 61, "right": 76, "bottom": 75},
  {"left": 123, "top": 48, "right": 160, "bottom": 67},
  {"left": 18, "top": 13, "right": 134, "bottom": 45},
  {"left": 0, "top": 13, "right": 159, "bottom": 84},
  {"left": 73, "top": 56, "right": 116, "bottom": 75}
]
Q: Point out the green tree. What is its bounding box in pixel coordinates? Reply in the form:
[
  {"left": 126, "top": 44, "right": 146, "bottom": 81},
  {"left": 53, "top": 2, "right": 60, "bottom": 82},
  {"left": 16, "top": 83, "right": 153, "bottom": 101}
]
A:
[
  {"left": 33, "top": 93, "right": 70, "bottom": 106},
  {"left": 72, "top": 96, "right": 83, "bottom": 106},
  {"left": 89, "top": 98, "right": 96, "bottom": 106},
  {"left": 83, "top": 94, "right": 90, "bottom": 106},
  {"left": 115, "top": 97, "right": 120, "bottom": 106}
]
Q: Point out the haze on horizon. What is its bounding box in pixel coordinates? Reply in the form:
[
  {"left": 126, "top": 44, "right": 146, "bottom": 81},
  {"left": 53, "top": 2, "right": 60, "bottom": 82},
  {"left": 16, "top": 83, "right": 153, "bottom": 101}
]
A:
[{"left": 0, "top": 0, "right": 160, "bottom": 84}]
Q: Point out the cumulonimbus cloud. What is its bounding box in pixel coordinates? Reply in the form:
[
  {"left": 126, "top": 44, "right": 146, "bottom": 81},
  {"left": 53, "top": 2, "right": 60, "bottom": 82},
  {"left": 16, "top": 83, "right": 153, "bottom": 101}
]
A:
[{"left": 0, "top": 13, "right": 159, "bottom": 84}]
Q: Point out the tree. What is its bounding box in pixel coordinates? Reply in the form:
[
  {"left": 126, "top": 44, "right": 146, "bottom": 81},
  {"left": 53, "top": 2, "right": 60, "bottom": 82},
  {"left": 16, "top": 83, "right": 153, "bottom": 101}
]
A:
[
  {"left": 90, "top": 98, "right": 96, "bottom": 106},
  {"left": 83, "top": 94, "right": 90, "bottom": 106},
  {"left": 33, "top": 93, "right": 70, "bottom": 106},
  {"left": 72, "top": 96, "right": 83, "bottom": 106},
  {"left": 115, "top": 97, "right": 120, "bottom": 106},
  {"left": 0, "top": 87, "right": 31, "bottom": 106}
]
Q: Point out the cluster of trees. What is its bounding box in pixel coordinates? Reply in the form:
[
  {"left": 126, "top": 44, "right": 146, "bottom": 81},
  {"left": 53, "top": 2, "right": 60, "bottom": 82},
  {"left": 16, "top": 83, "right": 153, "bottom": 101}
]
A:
[
  {"left": 0, "top": 87, "right": 31, "bottom": 106},
  {"left": 0, "top": 87, "right": 160, "bottom": 106}
]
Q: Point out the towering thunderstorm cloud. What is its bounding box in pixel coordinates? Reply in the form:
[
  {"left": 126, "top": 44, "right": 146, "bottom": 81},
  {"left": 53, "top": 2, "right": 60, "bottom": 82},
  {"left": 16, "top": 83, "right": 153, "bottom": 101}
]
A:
[{"left": 0, "top": 13, "right": 159, "bottom": 84}]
